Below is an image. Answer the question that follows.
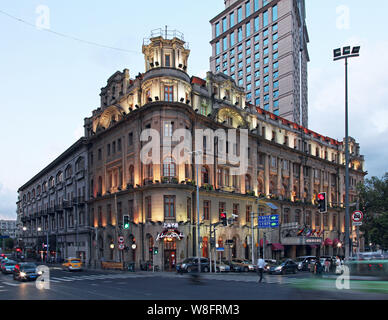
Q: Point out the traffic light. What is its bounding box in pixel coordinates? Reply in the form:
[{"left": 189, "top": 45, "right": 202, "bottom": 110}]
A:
[
  {"left": 123, "top": 215, "right": 130, "bottom": 229},
  {"left": 220, "top": 212, "right": 227, "bottom": 226},
  {"left": 153, "top": 247, "right": 158, "bottom": 255},
  {"left": 317, "top": 192, "right": 327, "bottom": 213}
]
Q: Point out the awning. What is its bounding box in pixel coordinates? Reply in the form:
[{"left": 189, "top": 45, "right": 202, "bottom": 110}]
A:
[
  {"left": 309, "top": 245, "right": 318, "bottom": 249},
  {"left": 272, "top": 243, "right": 284, "bottom": 251},
  {"left": 260, "top": 239, "right": 269, "bottom": 248},
  {"left": 324, "top": 238, "right": 333, "bottom": 246}
]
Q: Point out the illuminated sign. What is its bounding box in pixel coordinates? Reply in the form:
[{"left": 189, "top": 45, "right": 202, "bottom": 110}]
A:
[{"left": 156, "top": 228, "right": 184, "bottom": 241}]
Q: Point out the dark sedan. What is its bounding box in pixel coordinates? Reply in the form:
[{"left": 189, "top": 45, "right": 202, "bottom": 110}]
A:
[
  {"left": 2, "top": 261, "right": 18, "bottom": 274},
  {"left": 176, "top": 257, "right": 210, "bottom": 273},
  {"left": 13, "top": 263, "right": 41, "bottom": 281},
  {"left": 268, "top": 259, "right": 298, "bottom": 275}
]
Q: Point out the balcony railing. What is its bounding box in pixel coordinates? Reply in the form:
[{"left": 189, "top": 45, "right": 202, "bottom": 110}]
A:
[{"left": 161, "top": 176, "right": 179, "bottom": 184}]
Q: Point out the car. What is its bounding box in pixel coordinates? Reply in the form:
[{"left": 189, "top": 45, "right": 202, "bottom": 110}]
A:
[
  {"left": 13, "top": 263, "right": 42, "bottom": 281},
  {"left": 62, "top": 258, "right": 83, "bottom": 272},
  {"left": 222, "top": 260, "right": 243, "bottom": 272},
  {"left": 268, "top": 259, "right": 298, "bottom": 275},
  {"left": 2, "top": 261, "right": 18, "bottom": 274},
  {"left": 232, "top": 259, "right": 255, "bottom": 272},
  {"left": 215, "top": 262, "right": 231, "bottom": 272},
  {"left": 1, "top": 259, "right": 16, "bottom": 273},
  {"left": 264, "top": 259, "right": 278, "bottom": 273},
  {"left": 176, "top": 257, "right": 210, "bottom": 273},
  {"left": 296, "top": 256, "right": 317, "bottom": 271}
]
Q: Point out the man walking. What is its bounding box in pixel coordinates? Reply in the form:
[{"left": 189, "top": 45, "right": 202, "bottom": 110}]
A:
[{"left": 257, "top": 258, "right": 265, "bottom": 283}]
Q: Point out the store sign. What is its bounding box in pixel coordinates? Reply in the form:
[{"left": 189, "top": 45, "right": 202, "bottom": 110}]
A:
[
  {"left": 304, "top": 237, "right": 323, "bottom": 245},
  {"left": 156, "top": 228, "right": 184, "bottom": 241},
  {"left": 163, "top": 223, "right": 179, "bottom": 229}
]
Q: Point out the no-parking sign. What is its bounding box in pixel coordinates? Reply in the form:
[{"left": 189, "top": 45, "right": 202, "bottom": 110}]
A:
[{"left": 352, "top": 210, "right": 364, "bottom": 226}]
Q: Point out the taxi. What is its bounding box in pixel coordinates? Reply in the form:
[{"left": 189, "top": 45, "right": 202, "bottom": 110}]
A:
[{"left": 62, "top": 258, "right": 83, "bottom": 271}]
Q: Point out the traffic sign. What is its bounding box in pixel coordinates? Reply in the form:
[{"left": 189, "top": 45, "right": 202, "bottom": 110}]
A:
[
  {"left": 352, "top": 210, "right": 364, "bottom": 223},
  {"left": 118, "top": 244, "right": 125, "bottom": 250},
  {"left": 258, "top": 215, "right": 279, "bottom": 229},
  {"left": 0, "top": 236, "right": 10, "bottom": 239},
  {"left": 353, "top": 222, "right": 362, "bottom": 226},
  {"left": 118, "top": 236, "right": 124, "bottom": 243},
  {"left": 216, "top": 247, "right": 225, "bottom": 252}
]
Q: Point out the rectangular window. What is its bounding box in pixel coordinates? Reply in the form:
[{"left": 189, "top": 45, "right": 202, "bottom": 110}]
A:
[
  {"left": 237, "top": 7, "right": 242, "bottom": 23},
  {"left": 107, "top": 144, "right": 111, "bottom": 156},
  {"left": 216, "top": 41, "right": 220, "bottom": 55},
  {"left": 233, "top": 203, "right": 239, "bottom": 222},
  {"left": 254, "top": 0, "right": 259, "bottom": 12},
  {"left": 273, "top": 33, "right": 278, "bottom": 41},
  {"left": 263, "top": 10, "right": 268, "bottom": 27},
  {"left": 238, "top": 27, "right": 243, "bottom": 42},
  {"left": 164, "top": 196, "right": 176, "bottom": 218},
  {"left": 203, "top": 200, "right": 210, "bottom": 220},
  {"left": 230, "top": 31, "right": 235, "bottom": 47},
  {"left": 254, "top": 17, "right": 259, "bottom": 32},
  {"left": 245, "top": 1, "right": 251, "bottom": 17},
  {"left": 273, "top": 80, "right": 279, "bottom": 88},
  {"left": 223, "top": 37, "right": 228, "bottom": 51},
  {"left": 215, "top": 22, "right": 220, "bottom": 37},
  {"left": 219, "top": 202, "right": 226, "bottom": 219},
  {"left": 246, "top": 205, "right": 252, "bottom": 222},
  {"left": 145, "top": 196, "right": 152, "bottom": 220},
  {"left": 273, "top": 61, "right": 279, "bottom": 69},
  {"left": 222, "top": 17, "right": 227, "bottom": 33},
  {"left": 165, "top": 55, "right": 171, "bottom": 67},
  {"left": 246, "top": 22, "right": 251, "bottom": 37},
  {"left": 164, "top": 85, "right": 173, "bottom": 102},
  {"left": 164, "top": 121, "right": 173, "bottom": 137},
  {"left": 187, "top": 197, "right": 191, "bottom": 220},
  {"left": 230, "top": 12, "right": 235, "bottom": 28},
  {"left": 272, "top": 5, "right": 278, "bottom": 21},
  {"left": 273, "top": 42, "right": 278, "bottom": 51}
]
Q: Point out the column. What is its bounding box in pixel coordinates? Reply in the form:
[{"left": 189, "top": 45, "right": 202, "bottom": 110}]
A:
[
  {"left": 277, "top": 158, "right": 282, "bottom": 196},
  {"left": 299, "top": 164, "right": 304, "bottom": 200},
  {"left": 289, "top": 161, "right": 294, "bottom": 200}
]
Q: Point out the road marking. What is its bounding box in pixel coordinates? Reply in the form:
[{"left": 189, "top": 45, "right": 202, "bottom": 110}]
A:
[
  {"left": 51, "top": 277, "right": 73, "bottom": 282},
  {"left": 2, "top": 282, "right": 19, "bottom": 287}
]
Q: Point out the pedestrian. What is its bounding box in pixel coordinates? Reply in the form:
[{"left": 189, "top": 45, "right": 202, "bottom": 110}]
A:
[
  {"left": 315, "top": 259, "right": 323, "bottom": 276},
  {"left": 257, "top": 258, "right": 265, "bottom": 283},
  {"left": 324, "top": 258, "right": 330, "bottom": 273}
]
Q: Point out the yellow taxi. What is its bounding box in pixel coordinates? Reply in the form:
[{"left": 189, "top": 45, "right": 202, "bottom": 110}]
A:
[{"left": 62, "top": 258, "right": 83, "bottom": 272}]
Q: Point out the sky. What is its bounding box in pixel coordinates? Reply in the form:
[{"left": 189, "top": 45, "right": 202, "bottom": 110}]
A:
[{"left": 0, "top": 0, "right": 387, "bottom": 220}]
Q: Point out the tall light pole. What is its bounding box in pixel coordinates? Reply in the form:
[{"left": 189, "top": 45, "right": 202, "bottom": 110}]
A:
[
  {"left": 333, "top": 46, "right": 360, "bottom": 260},
  {"left": 188, "top": 150, "right": 203, "bottom": 273}
]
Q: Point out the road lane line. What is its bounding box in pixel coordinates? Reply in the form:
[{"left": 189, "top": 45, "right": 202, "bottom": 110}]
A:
[{"left": 51, "top": 277, "right": 73, "bottom": 282}]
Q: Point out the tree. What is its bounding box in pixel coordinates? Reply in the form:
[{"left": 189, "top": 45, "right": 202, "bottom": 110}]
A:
[{"left": 357, "top": 173, "right": 388, "bottom": 250}]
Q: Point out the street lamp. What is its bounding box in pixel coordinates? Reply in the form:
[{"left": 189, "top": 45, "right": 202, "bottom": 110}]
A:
[
  {"left": 187, "top": 149, "right": 203, "bottom": 273},
  {"left": 333, "top": 45, "right": 360, "bottom": 260}
]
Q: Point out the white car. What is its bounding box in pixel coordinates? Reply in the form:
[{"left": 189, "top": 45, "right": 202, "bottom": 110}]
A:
[{"left": 215, "top": 262, "right": 231, "bottom": 272}]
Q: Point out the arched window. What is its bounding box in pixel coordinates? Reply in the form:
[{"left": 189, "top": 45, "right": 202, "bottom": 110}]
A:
[
  {"left": 65, "top": 165, "right": 73, "bottom": 179},
  {"left": 202, "top": 166, "right": 209, "bottom": 184},
  {"left": 163, "top": 157, "right": 176, "bottom": 177},
  {"left": 75, "top": 157, "right": 85, "bottom": 172},
  {"left": 32, "top": 189, "right": 35, "bottom": 198},
  {"left": 49, "top": 176, "right": 54, "bottom": 188},
  {"left": 56, "top": 171, "right": 63, "bottom": 183},
  {"left": 36, "top": 185, "right": 41, "bottom": 196},
  {"left": 42, "top": 181, "right": 47, "bottom": 192},
  {"left": 257, "top": 178, "right": 264, "bottom": 194}
]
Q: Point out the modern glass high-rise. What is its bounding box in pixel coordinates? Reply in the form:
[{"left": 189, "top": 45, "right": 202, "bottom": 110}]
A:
[{"left": 210, "top": 0, "right": 309, "bottom": 127}]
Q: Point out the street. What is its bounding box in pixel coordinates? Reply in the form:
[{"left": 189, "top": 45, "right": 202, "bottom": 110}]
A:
[{"left": 0, "top": 267, "right": 387, "bottom": 300}]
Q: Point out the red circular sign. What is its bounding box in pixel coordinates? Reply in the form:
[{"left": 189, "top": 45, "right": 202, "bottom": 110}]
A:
[{"left": 352, "top": 210, "right": 363, "bottom": 222}]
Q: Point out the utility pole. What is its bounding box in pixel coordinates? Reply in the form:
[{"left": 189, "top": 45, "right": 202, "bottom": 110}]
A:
[{"left": 251, "top": 211, "right": 255, "bottom": 264}]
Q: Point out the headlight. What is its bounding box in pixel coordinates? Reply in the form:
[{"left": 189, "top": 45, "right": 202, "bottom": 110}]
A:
[
  {"left": 37, "top": 271, "right": 43, "bottom": 275},
  {"left": 298, "top": 263, "right": 302, "bottom": 267},
  {"left": 20, "top": 272, "right": 26, "bottom": 277},
  {"left": 182, "top": 264, "right": 187, "bottom": 268},
  {"left": 275, "top": 266, "right": 282, "bottom": 271}
]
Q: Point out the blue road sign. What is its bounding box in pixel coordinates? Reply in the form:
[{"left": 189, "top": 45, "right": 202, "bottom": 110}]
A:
[
  {"left": 216, "top": 247, "right": 225, "bottom": 252},
  {"left": 258, "top": 215, "right": 279, "bottom": 229},
  {"left": 0, "top": 236, "right": 10, "bottom": 239}
]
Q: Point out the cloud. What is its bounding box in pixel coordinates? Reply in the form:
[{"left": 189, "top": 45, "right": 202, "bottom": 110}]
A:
[{"left": 309, "top": 38, "right": 388, "bottom": 178}]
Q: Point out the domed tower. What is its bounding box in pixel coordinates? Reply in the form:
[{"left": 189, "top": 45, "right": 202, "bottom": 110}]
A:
[{"left": 141, "top": 27, "right": 192, "bottom": 106}]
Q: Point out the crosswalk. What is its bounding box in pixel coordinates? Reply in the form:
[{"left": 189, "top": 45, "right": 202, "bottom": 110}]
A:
[{"left": 0, "top": 273, "right": 148, "bottom": 288}]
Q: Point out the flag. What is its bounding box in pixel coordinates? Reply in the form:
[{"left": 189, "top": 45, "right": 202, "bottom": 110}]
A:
[
  {"left": 305, "top": 228, "right": 312, "bottom": 237},
  {"left": 297, "top": 228, "right": 305, "bottom": 236}
]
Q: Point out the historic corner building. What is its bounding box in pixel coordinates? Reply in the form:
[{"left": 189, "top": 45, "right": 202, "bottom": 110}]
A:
[{"left": 17, "top": 29, "right": 366, "bottom": 270}]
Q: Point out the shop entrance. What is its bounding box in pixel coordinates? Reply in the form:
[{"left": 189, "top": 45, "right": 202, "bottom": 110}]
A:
[{"left": 163, "top": 238, "right": 176, "bottom": 271}]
